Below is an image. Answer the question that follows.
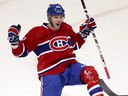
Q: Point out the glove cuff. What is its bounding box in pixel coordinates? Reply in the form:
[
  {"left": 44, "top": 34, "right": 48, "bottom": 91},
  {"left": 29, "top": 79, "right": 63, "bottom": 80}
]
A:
[
  {"left": 11, "top": 44, "right": 19, "bottom": 49},
  {"left": 78, "top": 32, "right": 87, "bottom": 39}
]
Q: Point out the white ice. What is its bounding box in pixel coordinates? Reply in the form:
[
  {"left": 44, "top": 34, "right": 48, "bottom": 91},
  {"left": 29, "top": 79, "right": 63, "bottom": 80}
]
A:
[{"left": 0, "top": 0, "right": 128, "bottom": 96}]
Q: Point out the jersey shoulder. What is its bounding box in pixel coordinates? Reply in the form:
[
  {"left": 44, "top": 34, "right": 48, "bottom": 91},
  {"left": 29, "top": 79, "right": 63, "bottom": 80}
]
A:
[
  {"left": 61, "top": 22, "right": 72, "bottom": 30},
  {"left": 60, "top": 22, "right": 76, "bottom": 35},
  {"left": 26, "top": 25, "right": 44, "bottom": 36}
]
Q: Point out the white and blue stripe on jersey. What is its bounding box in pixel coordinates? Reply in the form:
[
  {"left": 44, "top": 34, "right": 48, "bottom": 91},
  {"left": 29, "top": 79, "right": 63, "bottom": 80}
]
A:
[
  {"left": 16, "top": 43, "right": 28, "bottom": 57},
  {"left": 33, "top": 36, "right": 79, "bottom": 58}
]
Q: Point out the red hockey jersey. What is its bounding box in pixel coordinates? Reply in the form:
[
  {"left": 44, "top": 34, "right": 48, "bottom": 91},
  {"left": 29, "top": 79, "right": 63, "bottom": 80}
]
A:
[{"left": 11, "top": 22, "right": 85, "bottom": 77}]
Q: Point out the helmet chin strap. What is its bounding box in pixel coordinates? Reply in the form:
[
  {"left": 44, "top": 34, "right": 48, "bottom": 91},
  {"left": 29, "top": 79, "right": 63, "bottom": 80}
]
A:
[{"left": 48, "top": 16, "right": 57, "bottom": 30}]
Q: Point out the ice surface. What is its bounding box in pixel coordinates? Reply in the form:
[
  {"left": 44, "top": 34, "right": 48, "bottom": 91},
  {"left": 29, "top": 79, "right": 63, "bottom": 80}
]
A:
[{"left": 0, "top": 0, "right": 128, "bottom": 96}]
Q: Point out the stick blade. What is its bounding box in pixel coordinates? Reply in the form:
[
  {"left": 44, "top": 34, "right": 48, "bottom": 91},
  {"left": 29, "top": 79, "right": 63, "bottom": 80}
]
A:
[{"left": 99, "top": 79, "right": 117, "bottom": 96}]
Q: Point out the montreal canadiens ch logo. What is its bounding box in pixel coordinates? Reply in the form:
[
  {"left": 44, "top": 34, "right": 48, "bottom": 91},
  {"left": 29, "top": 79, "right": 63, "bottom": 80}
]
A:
[{"left": 49, "top": 36, "right": 69, "bottom": 51}]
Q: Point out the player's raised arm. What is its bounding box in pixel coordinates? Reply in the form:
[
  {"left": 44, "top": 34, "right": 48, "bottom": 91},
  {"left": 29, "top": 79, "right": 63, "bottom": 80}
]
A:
[
  {"left": 8, "top": 24, "right": 28, "bottom": 57},
  {"left": 71, "top": 17, "right": 97, "bottom": 50}
]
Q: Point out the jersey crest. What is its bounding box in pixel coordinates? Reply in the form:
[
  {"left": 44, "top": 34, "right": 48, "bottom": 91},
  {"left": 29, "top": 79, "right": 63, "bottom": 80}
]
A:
[{"left": 49, "top": 36, "right": 70, "bottom": 51}]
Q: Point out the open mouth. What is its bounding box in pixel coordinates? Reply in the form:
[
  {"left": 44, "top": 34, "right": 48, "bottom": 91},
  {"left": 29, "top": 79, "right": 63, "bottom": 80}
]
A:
[{"left": 56, "top": 23, "right": 60, "bottom": 26}]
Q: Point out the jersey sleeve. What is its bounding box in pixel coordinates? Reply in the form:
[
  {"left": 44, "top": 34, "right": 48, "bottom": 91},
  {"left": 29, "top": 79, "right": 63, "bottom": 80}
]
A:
[
  {"left": 11, "top": 41, "right": 28, "bottom": 57},
  {"left": 11, "top": 26, "right": 42, "bottom": 57},
  {"left": 69, "top": 26, "right": 85, "bottom": 50}
]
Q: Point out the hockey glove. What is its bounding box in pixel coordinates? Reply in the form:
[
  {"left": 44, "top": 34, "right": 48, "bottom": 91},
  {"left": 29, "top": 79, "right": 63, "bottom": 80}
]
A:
[
  {"left": 8, "top": 24, "right": 21, "bottom": 46},
  {"left": 79, "top": 17, "right": 97, "bottom": 38}
]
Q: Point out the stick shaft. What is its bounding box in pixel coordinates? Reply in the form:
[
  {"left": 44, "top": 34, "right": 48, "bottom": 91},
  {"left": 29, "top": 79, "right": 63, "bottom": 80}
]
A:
[{"left": 80, "top": 0, "right": 110, "bottom": 79}]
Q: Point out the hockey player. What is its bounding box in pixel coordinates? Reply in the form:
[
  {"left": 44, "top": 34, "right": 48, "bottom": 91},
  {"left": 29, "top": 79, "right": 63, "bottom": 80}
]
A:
[{"left": 8, "top": 4, "right": 104, "bottom": 96}]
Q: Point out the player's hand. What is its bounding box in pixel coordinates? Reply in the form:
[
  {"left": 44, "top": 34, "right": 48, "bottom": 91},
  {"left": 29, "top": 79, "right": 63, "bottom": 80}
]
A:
[
  {"left": 79, "top": 17, "right": 97, "bottom": 38},
  {"left": 8, "top": 24, "right": 21, "bottom": 45}
]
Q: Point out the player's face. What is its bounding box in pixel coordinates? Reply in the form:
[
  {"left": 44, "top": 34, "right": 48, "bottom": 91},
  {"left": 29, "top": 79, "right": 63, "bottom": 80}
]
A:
[{"left": 50, "top": 15, "right": 64, "bottom": 30}]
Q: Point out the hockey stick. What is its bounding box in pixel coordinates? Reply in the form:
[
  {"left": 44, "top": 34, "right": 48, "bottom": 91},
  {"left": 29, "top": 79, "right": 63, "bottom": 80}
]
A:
[
  {"left": 99, "top": 79, "right": 128, "bottom": 96},
  {"left": 80, "top": 0, "right": 110, "bottom": 79},
  {"left": 80, "top": 1, "right": 128, "bottom": 95}
]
